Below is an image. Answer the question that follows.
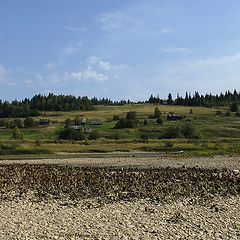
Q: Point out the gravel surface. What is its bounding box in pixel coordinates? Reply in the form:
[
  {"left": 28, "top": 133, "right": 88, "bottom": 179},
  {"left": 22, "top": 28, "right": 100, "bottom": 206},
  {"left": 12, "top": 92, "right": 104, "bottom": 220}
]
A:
[
  {"left": 0, "top": 154, "right": 240, "bottom": 170},
  {"left": 0, "top": 193, "right": 239, "bottom": 239},
  {"left": 0, "top": 155, "right": 239, "bottom": 239}
]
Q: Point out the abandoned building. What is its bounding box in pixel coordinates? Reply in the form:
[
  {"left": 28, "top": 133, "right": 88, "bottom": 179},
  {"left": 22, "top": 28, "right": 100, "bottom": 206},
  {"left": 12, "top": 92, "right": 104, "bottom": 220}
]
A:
[
  {"left": 167, "top": 113, "right": 183, "bottom": 121},
  {"left": 84, "top": 128, "right": 92, "bottom": 133},
  {"left": 90, "top": 120, "right": 102, "bottom": 125},
  {"left": 39, "top": 119, "right": 50, "bottom": 125},
  {"left": 70, "top": 125, "right": 81, "bottom": 130}
]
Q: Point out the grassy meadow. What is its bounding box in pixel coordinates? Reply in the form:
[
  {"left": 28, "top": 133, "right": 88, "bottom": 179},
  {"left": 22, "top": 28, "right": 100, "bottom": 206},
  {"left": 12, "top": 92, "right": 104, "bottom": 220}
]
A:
[{"left": 1, "top": 103, "right": 240, "bottom": 157}]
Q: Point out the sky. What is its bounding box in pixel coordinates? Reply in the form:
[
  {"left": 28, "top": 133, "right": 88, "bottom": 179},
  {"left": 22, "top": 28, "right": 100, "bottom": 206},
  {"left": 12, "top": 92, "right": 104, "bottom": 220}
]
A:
[{"left": 1, "top": 0, "right": 240, "bottom": 102}]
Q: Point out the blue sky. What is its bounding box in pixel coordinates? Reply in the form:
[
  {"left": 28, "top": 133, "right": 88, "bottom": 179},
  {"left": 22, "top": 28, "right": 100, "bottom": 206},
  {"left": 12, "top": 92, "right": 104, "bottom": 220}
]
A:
[{"left": 1, "top": 0, "right": 240, "bottom": 101}]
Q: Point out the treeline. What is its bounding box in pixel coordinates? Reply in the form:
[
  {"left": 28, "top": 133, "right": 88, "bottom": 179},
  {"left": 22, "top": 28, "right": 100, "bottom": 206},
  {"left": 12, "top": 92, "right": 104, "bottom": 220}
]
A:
[
  {"left": 1, "top": 90, "right": 240, "bottom": 118},
  {"left": 0, "top": 94, "right": 94, "bottom": 118},
  {"left": 0, "top": 93, "right": 135, "bottom": 118},
  {"left": 149, "top": 89, "right": 240, "bottom": 107}
]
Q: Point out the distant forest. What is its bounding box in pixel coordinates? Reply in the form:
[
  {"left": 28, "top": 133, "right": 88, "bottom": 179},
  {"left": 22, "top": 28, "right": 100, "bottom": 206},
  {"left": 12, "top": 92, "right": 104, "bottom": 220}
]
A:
[{"left": 0, "top": 90, "right": 240, "bottom": 118}]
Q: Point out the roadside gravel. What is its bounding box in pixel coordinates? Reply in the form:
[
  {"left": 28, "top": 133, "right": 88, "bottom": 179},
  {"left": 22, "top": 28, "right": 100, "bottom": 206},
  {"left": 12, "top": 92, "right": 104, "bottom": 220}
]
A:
[
  {"left": 0, "top": 193, "right": 239, "bottom": 239},
  {"left": 0, "top": 154, "right": 240, "bottom": 170},
  {"left": 0, "top": 155, "right": 239, "bottom": 239}
]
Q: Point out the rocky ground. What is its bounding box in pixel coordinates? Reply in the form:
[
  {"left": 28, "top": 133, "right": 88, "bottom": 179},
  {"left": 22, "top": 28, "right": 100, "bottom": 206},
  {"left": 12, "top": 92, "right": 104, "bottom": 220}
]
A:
[
  {"left": 0, "top": 194, "right": 239, "bottom": 239},
  {"left": 0, "top": 154, "right": 240, "bottom": 170},
  {"left": 0, "top": 155, "right": 239, "bottom": 239}
]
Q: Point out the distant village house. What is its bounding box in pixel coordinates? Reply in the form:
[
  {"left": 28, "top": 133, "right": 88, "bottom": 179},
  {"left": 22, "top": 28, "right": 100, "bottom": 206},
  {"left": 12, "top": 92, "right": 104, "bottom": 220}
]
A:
[
  {"left": 167, "top": 113, "right": 183, "bottom": 121},
  {"left": 70, "top": 125, "right": 81, "bottom": 130},
  {"left": 84, "top": 128, "right": 92, "bottom": 133},
  {"left": 39, "top": 119, "right": 50, "bottom": 125},
  {"left": 90, "top": 120, "right": 102, "bottom": 125}
]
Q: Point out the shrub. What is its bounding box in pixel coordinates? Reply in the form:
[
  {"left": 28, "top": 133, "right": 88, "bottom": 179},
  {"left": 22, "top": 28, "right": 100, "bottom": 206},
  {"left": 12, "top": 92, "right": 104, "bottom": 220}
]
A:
[
  {"left": 73, "top": 117, "right": 82, "bottom": 125},
  {"left": 163, "top": 125, "right": 182, "bottom": 139},
  {"left": 115, "top": 118, "right": 137, "bottom": 128},
  {"left": 88, "top": 131, "right": 100, "bottom": 140},
  {"left": 24, "top": 117, "right": 35, "bottom": 128},
  {"left": 65, "top": 118, "right": 73, "bottom": 127},
  {"left": 189, "top": 109, "right": 193, "bottom": 114},
  {"left": 126, "top": 111, "right": 136, "bottom": 120},
  {"left": 143, "top": 120, "right": 148, "bottom": 125},
  {"left": 12, "top": 126, "right": 23, "bottom": 139},
  {"left": 154, "top": 107, "right": 161, "bottom": 118},
  {"left": 181, "top": 123, "right": 200, "bottom": 139},
  {"left": 59, "top": 127, "right": 85, "bottom": 140},
  {"left": 230, "top": 102, "right": 238, "bottom": 112},
  {"left": 216, "top": 110, "right": 222, "bottom": 115},
  {"left": 10, "top": 119, "right": 22, "bottom": 128},
  {"left": 0, "top": 119, "right": 9, "bottom": 128},
  {"left": 113, "top": 114, "right": 120, "bottom": 120},
  {"left": 225, "top": 111, "right": 231, "bottom": 116},
  {"left": 156, "top": 117, "right": 163, "bottom": 125}
]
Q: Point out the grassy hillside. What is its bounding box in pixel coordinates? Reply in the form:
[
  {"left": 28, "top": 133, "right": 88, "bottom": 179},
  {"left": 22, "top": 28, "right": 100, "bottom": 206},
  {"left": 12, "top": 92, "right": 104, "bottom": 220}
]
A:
[{"left": 1, "top": 103, "right": 240, "bottom": 157}]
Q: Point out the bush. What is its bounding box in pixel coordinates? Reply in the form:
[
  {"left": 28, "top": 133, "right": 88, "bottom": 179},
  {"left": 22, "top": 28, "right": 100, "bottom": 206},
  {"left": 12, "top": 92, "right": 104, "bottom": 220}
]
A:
[
  {"left": 230, "top": 102, "right": 238, "bottom": 112},
  {"left": 126, "top": 111, "right": 136, "bottom": 120},
  {"left": 65, "top": 118, "right": 73, "bottom": 127},
  {"left": 115, "top": 118, "right": 137, "bottom": 128},
  {"left": 113, "top": 114, "right": 120, "bottom": 120},
  {"left": 163, "top": 125, "right": 182, "bottom": 139},
  {"left": 226, "top": 111, "right": 231, "bottom": 116},
  {"left": 0, "top": 119, "right": 9, "bottom": 128},
  {"left": 59, "top": 127, "right": 85, "bottom": 140},
  {"left": 24, "top": 117, "right": 35, "bottom": 128},
  {"left": 12, "top": 126, "right": 23, "bottom": 139},
  {"left": 156, "top": 117, "right": 163, "bottom": 125},
  {"left": 73, "top": 117, "right": 82, "bottom": 125},
  {"left": 181, "top": 123, "right": 199, "bottom": 139},
  {"left": 216, "top": 110, "right": 222, "bottom": 115},
  {"left": 143, "top": 120, "right": 148, "bottom": 125},
  {"left": 10, "top": 119, "right": 22, "bottom": 128},
  {"left": 88, "top": 131, "right": 100, "bottom": 140},
  {"left": 154, "top": 107, "right": 161, "bottom": 118}
]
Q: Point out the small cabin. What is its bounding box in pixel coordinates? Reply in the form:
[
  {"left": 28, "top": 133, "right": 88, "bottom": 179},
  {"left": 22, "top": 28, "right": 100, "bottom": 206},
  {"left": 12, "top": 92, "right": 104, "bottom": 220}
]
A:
[
  {"left": 70, "top": 125, "right": 81, "bottom": 130},
  {"left": 39, "top": 119, "right": 50, "bottom": 125},
  {"left": 90, "top": 120, "right": 102, "bottom": 125},
  {"left": 167, "top": 114, "right": 182, "bottom": 121},
  {"left": 84, "top": 128, "right": 92, "bottom": 133}
]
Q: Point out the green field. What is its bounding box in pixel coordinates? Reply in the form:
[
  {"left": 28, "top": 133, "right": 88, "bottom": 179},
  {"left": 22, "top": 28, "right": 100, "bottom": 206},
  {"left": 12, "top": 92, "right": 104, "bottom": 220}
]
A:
[{"left": 1, "top": 103, "right": 240, "bottom": 157}]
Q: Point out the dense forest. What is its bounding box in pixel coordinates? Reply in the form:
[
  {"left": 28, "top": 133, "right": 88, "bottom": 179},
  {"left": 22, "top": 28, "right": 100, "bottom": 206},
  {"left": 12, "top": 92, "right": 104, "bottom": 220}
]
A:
[
  {"left": 0, "top": 90, "right": 240, "bottom": 118},
  {"left": 148, "top": 89, "right": 240, "bottom": 107}
]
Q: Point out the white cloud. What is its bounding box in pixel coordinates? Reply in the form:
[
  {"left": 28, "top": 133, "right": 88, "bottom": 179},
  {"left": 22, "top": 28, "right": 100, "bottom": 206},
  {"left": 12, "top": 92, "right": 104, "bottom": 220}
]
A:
[
  {"left": 160, "top": 28, "right": 174, "bottom": 33},
  {"left": 0, "top": 64, "right": 14, "bottom": 86},
  {"left": 87, "top": 56, "right": 100, "bottom": 65},
  {"left": 83, "top": 69, "right": 108, "bottom": 82},
  {"left": 63, "top": 26, "right": 85, "bottom": 32},
  {"left": 158, "top": 52, "right": 240, "bottom": 94},
  {"left": 99, "top": 61, "right": 111, "bottom": 70},
  {"left": 71, "top": 72, "right": 82, "bottom": 81},
  {"left": 43, "top": 62, "right": 56, "bottom": 70},
  {"left": 163, "top": 47, "right": 192, "bottom": 53},
  {"left": 87, "top": 56, "right": 128, "bottom": 71}
]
